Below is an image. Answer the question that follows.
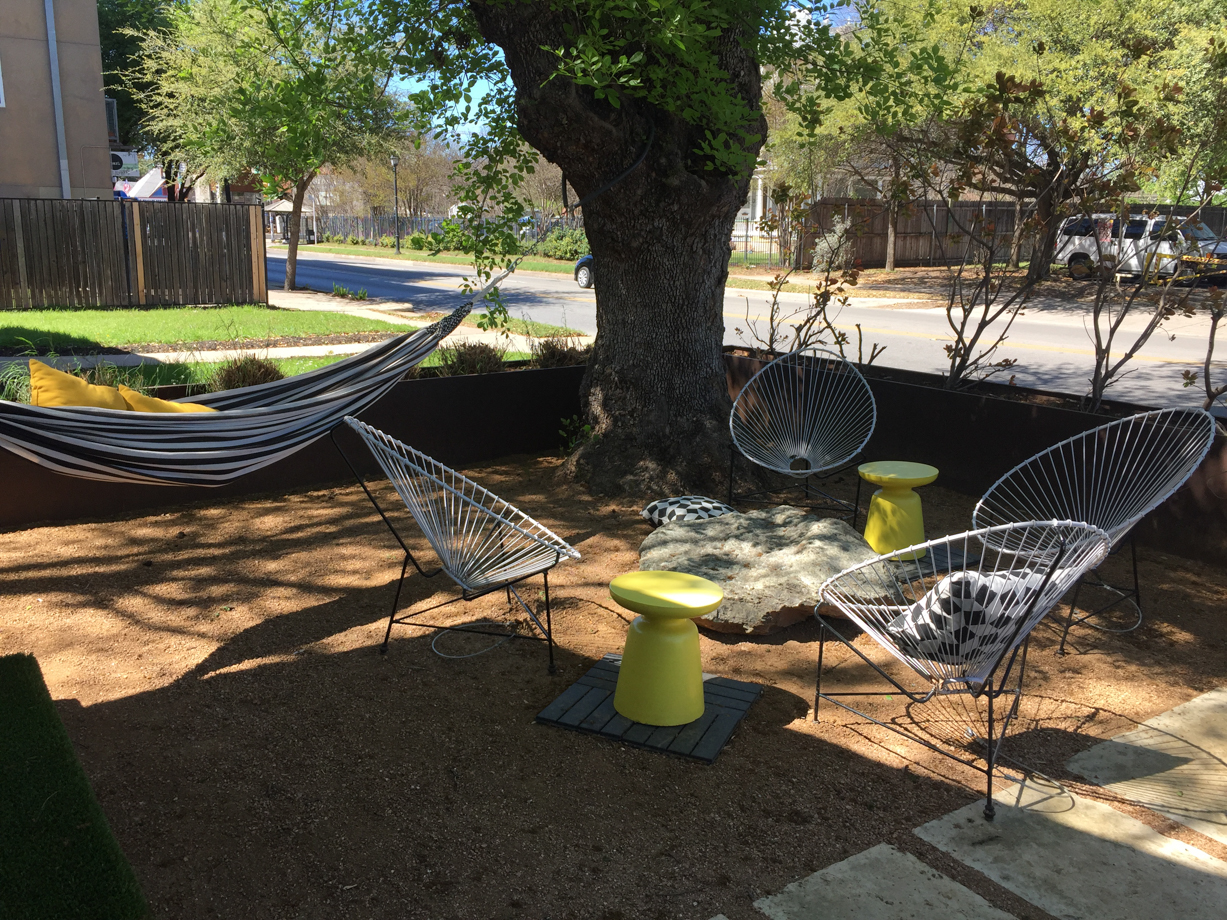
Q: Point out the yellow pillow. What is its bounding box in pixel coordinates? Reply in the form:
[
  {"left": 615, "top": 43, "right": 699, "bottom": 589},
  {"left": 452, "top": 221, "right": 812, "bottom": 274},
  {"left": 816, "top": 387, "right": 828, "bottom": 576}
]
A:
[
  {"left": 118, "top": 385, "right": 217, "bottom": 414},
  {"left": 28, "top": 360, "right": 129, "bottom": 410}
]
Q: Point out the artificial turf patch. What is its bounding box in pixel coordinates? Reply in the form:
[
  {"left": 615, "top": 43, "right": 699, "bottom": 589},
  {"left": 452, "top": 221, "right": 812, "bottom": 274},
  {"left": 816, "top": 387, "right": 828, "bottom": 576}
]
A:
[{"left": 0, "top": 654, "right": 147, "bottom": 920}]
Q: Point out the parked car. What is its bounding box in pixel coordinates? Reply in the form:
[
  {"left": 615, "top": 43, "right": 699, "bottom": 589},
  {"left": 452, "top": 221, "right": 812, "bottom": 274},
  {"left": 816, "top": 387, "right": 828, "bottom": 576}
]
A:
[
  {"left": 574, "top": 254, "right": 594, "bottom": 288},
  {"left": 1055, "top": 214, "right": 1227, "bottom": 280}
]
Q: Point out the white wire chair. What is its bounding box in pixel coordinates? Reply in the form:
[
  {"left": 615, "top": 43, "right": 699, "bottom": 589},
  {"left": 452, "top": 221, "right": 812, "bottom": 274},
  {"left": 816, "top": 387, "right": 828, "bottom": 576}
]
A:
[
  {"left": 728, "top": 347, "right": 877, "bottom": 522},
  {"left": 972, "top": 408, "right": 1217, "bottom": 652},
  {"left": 335, "top": 418, "right": 580, "bottom": 671},
  {"left": 815, "top": 521, "right": 1111, "bottom": 821}
]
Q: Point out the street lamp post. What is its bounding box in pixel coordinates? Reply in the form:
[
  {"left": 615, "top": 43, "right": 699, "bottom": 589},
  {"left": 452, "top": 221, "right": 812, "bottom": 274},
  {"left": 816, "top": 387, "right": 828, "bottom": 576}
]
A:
[{"left": 389, "top": 153, "right": 401, "bottom": 254}]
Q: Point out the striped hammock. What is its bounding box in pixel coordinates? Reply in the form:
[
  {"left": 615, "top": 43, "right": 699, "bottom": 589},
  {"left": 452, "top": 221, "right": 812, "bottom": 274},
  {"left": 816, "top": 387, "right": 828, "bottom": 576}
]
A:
[{"left": 0, "top": 292, "right": 480, "bottom": 487}]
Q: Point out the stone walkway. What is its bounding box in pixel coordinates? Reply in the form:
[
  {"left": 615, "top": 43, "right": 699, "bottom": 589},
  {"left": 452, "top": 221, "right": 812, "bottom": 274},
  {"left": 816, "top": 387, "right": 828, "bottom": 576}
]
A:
[{"left": 713, "top": 687, "right": 1227, "bottom": 920}]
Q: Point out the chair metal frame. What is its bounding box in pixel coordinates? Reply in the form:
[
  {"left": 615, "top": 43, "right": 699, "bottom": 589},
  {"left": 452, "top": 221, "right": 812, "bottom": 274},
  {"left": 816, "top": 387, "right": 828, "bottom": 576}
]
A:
[
  {"left": 728, "top": 347, "right": 876, "bottom": 523},
  {"left": 973, "top": 408, "right": 1217, "bottom": 653},
  {"left": 814, "top": 521, "right": 1111, "bottom": 821},
  {"left": 333, "top": 419, "right": 580, "bottom": 672}
]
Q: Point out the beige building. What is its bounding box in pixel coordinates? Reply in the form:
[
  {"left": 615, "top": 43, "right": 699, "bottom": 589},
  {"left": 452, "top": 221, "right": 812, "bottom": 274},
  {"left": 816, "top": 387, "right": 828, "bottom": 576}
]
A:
[{"left": 0, "top": 0, "right": 112, "bottom": 199}]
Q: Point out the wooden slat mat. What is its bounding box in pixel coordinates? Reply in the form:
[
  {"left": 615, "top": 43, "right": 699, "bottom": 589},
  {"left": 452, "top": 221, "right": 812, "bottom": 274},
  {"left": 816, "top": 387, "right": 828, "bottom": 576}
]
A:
[{"left": 536, "top": 654, "right": 761, "bottom": 764}]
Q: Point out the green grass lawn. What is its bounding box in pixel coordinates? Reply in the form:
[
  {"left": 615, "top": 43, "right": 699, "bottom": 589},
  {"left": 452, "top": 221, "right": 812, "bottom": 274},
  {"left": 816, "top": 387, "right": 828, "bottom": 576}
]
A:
[
  {"left": 278, "top": 242, "right": 578, "bottom": 275},
  {"left": 0, "top": 654, "right": 148, "bottom": 919},
  {"left": 0, "top": 306, "right": 409, "bottom": 351}
]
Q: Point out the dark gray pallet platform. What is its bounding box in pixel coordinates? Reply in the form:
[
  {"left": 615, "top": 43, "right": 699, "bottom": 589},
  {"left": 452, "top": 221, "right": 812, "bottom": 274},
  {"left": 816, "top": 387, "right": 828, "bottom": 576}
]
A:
[{"left": 536, "top": 654, "right": 761, "bottom": 764}]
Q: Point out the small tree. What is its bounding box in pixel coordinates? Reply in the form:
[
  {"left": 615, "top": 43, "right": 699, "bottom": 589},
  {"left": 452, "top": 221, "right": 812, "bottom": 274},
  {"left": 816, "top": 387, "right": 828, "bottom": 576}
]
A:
[{"left": 132, "top": 0, "right": 404, "bottom": 289}]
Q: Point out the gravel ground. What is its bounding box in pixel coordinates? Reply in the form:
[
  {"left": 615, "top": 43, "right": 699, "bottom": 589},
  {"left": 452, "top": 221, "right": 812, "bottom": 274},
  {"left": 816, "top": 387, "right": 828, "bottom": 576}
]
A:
[{"left": 2, "top": 455, "right": 1223, "bottom": 919}]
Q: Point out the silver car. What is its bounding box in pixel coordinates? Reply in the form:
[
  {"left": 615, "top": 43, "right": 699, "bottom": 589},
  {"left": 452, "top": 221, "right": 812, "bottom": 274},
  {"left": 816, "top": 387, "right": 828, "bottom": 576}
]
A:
[{"left": 1055, "top": 214, "right": 1227, "bottom": 280}]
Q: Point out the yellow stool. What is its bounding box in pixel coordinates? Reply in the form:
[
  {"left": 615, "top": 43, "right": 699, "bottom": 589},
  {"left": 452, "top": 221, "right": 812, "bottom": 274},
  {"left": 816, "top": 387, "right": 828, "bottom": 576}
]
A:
[
  {"left": 858, "top": 461, "right": 939, "bottom": 558},
  {"left": 609, "top": 571, "right": 723, "bottom": 727}
]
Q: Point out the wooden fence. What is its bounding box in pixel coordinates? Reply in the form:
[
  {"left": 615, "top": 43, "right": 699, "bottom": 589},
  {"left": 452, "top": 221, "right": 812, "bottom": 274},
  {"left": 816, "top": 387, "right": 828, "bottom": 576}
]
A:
[
  {"left": 0, "top": 198, "right": 267, "bottom": 309},
  {"left": 802, "top": 198, "right": 1227, "bottom": 269}
]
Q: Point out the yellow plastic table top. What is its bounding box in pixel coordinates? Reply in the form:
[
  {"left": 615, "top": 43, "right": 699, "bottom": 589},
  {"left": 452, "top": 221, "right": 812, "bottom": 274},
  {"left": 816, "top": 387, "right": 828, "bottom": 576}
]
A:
[
  {"left": 609, "top": 571, "right": 724, "bottom": 619},
  {"left": 858, "top": 461, "right": 939, "bottom": 489}
]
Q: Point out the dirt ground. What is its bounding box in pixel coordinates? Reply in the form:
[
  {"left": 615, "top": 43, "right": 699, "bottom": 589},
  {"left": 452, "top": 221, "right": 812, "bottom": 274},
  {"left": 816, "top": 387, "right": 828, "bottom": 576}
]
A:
[{"left": 3, "top": 456, "right": 1225, "bottom": 920}]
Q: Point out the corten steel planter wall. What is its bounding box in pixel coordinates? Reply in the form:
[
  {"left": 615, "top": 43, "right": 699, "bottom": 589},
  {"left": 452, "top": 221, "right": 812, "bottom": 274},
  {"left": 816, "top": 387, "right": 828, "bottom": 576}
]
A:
[
  {"left": 725, "top": 352, "right": 1227, "bottom": 567},
  {"left": 0, "top": 365, "right": 586, "bottom": 531}
]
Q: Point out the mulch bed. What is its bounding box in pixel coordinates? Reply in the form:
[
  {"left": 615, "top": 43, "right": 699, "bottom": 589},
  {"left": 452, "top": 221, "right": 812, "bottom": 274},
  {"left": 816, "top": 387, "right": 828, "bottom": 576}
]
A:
[{"left": 3, "top": 456, "right": 1224, "bottom": 919}]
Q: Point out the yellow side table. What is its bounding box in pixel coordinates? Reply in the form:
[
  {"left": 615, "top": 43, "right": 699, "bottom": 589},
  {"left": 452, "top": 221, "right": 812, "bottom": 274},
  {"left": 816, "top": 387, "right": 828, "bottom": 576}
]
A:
[
  {"left": 610, "top": 571, "right": 723, "bottom": 727},
  {"left": 858, "top": 461, "right": 940, "bottom": 558}
]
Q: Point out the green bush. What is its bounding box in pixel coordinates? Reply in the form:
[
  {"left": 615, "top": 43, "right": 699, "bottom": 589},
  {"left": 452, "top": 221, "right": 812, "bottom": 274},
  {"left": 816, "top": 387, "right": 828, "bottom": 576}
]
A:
[
  {"left": 438, "top": 220, "right": 469, "bottom": 252},
  {"left": 209, "top": 355, "right": 285, "bottom": 392},
  {"left": 531, "top": 335, "right": 592, "bottom": 368},
  {"left": 408, "top": 232, "right": 427, "bottom": 250},
  {"left": 379, "top": 235, "right": 396, "bottom": 248},
  {"left": 435, "top": 341, "right": 506, "bottom": 376},
  {"left": 541, "top": 227, "right": 591, "bottom": 261},
  {"left": 347, "top": 234, "right": 360, "bottom": 246}
]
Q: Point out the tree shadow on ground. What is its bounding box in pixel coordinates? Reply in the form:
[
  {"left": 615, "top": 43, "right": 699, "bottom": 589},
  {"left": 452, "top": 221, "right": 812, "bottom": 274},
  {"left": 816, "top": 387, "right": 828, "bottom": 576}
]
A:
[{"left": 54, "top": 586, "right": 997, "bottom": 920}]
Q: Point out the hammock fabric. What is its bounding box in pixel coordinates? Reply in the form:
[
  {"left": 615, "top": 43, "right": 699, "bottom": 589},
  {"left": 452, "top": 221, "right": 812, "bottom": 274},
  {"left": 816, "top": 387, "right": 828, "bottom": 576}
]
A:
[{"left": 0, "top": 298, "right": 476, "bottom": 487}]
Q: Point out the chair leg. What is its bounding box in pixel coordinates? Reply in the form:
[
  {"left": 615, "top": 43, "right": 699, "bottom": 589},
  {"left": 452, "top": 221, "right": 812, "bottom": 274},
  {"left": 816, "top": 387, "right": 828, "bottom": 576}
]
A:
[
  {"left": 728, "top": 443, "right": 736, "bottom": 504},
  {"left": 1058, "top": 576, "right": 1083, "bottom": 656},
  {"left": 381, "top": 554, "right": 413, "bottom": 654},
  {"left": 813, "top": 619, "right": 827, "bottom": 722},
  {"left": 1130, "top": 537, "right": 1142, "bottom": 614},
  {"left": 543, "top": 570, "right": 556, "bottom": 675},
  {"left": 851, "top": 475, "right": 863, "bottom": 531},
  {"left": 984, "top": 691, "right": 997, "bottom": 822}
]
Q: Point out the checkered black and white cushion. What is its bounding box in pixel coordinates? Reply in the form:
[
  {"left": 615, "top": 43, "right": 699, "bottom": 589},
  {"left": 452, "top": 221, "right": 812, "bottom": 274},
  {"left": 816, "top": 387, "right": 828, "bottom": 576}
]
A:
[
  {"left": 885, "top": 570, "right": 1046, "bottom": 665},
  {"left": 640, "top": 495, "right": 738, "bottom": 528}
]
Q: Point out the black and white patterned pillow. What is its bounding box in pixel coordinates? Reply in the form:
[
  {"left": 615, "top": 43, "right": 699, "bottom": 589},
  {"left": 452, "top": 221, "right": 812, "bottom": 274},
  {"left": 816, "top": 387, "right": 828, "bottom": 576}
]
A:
[
  {"left": 640, "top": 495, "right": 738, "bottom": 527},
  {"left": 885, "top": 570, "right": 1046, "bottom": 665}
]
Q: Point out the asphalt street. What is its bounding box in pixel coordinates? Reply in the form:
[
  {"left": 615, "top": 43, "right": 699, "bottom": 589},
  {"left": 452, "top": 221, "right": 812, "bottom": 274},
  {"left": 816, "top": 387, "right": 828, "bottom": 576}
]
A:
[{"left": 268, "top": 248, "right": 1224, "bottom": 412}]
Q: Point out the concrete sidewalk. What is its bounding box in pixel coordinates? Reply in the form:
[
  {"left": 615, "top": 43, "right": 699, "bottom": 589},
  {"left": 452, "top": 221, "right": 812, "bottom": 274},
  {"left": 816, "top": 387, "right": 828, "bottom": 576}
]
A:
[{"left": 714, "top": 687, "right": 1227, "bottom": 920}]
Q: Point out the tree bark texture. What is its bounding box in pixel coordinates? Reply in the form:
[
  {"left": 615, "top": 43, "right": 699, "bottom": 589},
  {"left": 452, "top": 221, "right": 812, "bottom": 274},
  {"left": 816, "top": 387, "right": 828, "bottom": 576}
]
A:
[
  {"left": 470, "top": 3, "right": 763, "bottom": 494},
  {"left": 284, "top": 174, "right": 312, "bottom": 292}
]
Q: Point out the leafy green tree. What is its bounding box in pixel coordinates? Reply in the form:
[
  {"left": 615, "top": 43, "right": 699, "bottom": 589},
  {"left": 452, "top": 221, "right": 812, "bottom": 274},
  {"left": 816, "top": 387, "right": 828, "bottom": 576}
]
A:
[
  {"left": 334, "top": 0, "right": 941, "bottom": 492},
  {"left": 130, "top": 0, "right": 404, "bottom": 289},
  {"left": 98, "top": 0, "right": 171, "bottom": 150}
]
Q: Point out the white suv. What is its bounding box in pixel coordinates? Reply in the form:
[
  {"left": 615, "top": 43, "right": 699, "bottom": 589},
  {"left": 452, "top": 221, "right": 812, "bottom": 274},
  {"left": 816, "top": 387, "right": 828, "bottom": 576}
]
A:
[{"left": 1054, "top": 214, "right": 1227, "bottom": 280}]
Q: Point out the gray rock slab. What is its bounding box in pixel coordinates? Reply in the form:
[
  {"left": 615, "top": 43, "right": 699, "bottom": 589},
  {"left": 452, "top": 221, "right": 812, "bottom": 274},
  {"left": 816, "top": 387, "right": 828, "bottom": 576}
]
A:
[
  {"left": 914, "top": 778, "right": 1227, "bottom": 920},
  {"left": 638, "top": 505, "right": 881, "bottom": 635},
  {"left": 1067, "top": 687, "right": 1227, "bottom": 846},
  {"left": 753, "top": 843, "right": 1017, "bottom": 920}
]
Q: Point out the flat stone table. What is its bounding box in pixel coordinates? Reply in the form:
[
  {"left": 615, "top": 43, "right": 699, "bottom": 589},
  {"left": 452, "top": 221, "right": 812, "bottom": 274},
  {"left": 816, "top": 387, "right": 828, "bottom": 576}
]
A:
[{"left": 638, "top": 505, "right": 883, "bottom": 635}]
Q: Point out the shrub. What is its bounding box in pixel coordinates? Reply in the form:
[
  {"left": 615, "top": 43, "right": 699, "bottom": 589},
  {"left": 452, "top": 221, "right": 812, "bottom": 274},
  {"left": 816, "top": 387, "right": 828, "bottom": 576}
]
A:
[
  {"left": 531, "top": 335, "right": 592, "bottom": 368},
  {"left": 438, "top": 220, "right": 469, "bottom": 252},
  {"left": 541, "top": 227, "right": 591, "bottom": 261},
  {"left": 408, "top": 232, "right": 427, "bottom": 250},
  {"left": 209, "top": 355, "right": 285, "bottom": 392},
  {"left": 435, "top": 341, "right": 506, "bottom": 376},
  {"left": 347, "top": 234, "right": 360, "bottom": 246},
  {"left": 379, "top": 235, "right": 396, "bottom": 249},
  {"left": 810, "top": 215, "right": 853, "bottom": 275}
]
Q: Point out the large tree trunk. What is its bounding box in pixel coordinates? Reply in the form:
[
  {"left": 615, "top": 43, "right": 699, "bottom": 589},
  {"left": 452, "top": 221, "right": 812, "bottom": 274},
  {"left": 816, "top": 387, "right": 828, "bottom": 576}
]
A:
[
  {"left": 1008, "top": 196, "right": 1024, "bottom": 269},
  {"left": 471, "top": 3, "right": 763, "bottom": 494}
]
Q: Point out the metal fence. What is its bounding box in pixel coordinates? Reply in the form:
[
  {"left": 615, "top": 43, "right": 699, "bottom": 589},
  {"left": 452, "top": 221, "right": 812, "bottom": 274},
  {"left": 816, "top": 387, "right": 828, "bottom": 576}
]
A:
[
  {"left": 314, "top": 212, "right": 587, "bottom": 246},
  {"left": 0, "top": 198, "right": 266, "bottom": 309}
]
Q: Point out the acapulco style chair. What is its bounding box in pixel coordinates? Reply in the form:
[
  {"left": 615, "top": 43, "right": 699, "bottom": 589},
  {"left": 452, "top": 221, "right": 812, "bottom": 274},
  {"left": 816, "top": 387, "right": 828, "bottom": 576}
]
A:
[
  {"left": 729, "top": 347, "right": 877, "bottom": 523},
  {"left": 973, "top": 408, "right": 1217, "bottom": 653},
  {"left": 815, "top": 521, "right": 1111, "bottom": 821},
  {"left": 334, "top": 418, "right": 580, "bottom": 671}
]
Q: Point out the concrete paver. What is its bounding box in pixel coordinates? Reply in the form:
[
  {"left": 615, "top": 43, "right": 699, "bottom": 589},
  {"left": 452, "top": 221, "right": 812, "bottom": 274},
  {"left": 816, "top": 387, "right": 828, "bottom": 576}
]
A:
[
  {"left": 913, "top": 777, "right": 1227, "bottom": 920},
  {"left": 751, "top": 844, "right": 1017, "bottom": 920},
  {"left": 1067, "top": 687, "right": 1227, "bottom": 846}
]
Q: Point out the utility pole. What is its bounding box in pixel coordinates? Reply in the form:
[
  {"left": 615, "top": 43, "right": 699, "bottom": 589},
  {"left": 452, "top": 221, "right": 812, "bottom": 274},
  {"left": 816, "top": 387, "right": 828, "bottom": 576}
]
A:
[{"left": 390, "top": 153, "right": 401, "bottom": 254}]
